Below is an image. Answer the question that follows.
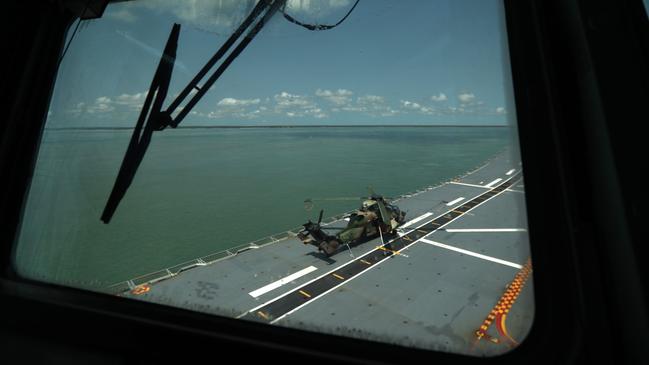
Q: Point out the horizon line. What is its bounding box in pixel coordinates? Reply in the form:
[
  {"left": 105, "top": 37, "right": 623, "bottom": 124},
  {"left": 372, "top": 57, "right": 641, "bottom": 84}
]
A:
[{"left": 45, "top": 124, "right": 510, "bottom": 130}]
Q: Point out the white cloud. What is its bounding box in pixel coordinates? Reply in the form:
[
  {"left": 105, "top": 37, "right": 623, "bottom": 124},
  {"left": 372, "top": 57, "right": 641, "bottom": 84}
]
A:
[
  {"left": 315, "top": 88, "right": 353, "bottom": 105},
  {"left": 357, "top": 95, "right": 384, "bottom": 104},
  {"left": 430, "top": 93, "right": 447, "bottom": 102},
  {"left": 400, "top": 100, "right": 421, "bottom": 110},
  {"left": 84, "top": 96, "right": 115, "bottom": 114},
  {"left": 399, "top": 100, "right": 439, "bottom": 115},
  {"left": 420, "top": 106, "right": 435, "bottom": 115},
  {"left": 203, "top": 96, "right": 264, "bottom": 120},
  {"left": 272, "top": 91, "right": 327, "bottom": 119},
  {"left": 381, "top": 107, "right": 399, "bottom": 116},
  {"left": 116, "top": 91, "right": 148, "bottom": 110},
  {"left": 217, "top": 97, "right": 260, "bottom": 106},
  {"left": 458, "top": 92, "right": 476, "bottom": 104},
  {"left": 347, "top": 95, "right": 398, "bottom": 117},
  {"left": 275, "top": 91, "right": 312, "bottom": 108}
]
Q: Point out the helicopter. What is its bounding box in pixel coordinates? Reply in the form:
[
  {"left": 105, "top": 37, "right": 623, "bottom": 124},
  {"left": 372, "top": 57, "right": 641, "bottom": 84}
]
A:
[{"left": 297, "top": 190, "right": 406, "bottom": 256}]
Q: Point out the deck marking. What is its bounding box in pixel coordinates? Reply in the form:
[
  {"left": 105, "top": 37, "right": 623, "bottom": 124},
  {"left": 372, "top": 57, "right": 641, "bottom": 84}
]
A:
[
  {"left": 506, "top": 169, "right": 516, "bottom": 175},
  {"left": 475, "top": 259, "right": 532, "bottom": 346},
  {"left": 241, "top": 173, "right": 522, "bottom": 323},
  {"left": 360, "top": 259, "right": 372, "bottom": 265},
  {"left": 400, "top": 212, "right": 434, "bottom": 228},
  {"left": 257, "top": 311, "right": 269, "bottom": 320},
  {"left": 444, "top": 228, "right": 527, "bottom": 233},
  {"left": 449, "top": 181, "right": 490, "bottom": 189},
  {"left": 131, "top": 284, "right": 151, "bottom": 295},
  {"left": 332, "top": 273, "right": 345, "bottom": 280},
  {"left": 248, "top": 266, "right": 317, "bottom": 298},
  {"left": 377, "top": 246, "right": 409, "bottom": 257},
  {"left": 484, "top": 178, "right": 503, "bottom": 188},
  {"left": 419, "top": 238, "right": 523, "bottom": 269},
  {"left": 446, "top": 197, "right": 465, "bottom": 206},
  {"left": 298, "top": 290, "right": 311, "bottom": 298}
]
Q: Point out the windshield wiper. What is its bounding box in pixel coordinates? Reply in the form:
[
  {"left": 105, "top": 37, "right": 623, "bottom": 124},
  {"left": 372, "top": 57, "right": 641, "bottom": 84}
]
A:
[{"left": 101, "top": 0, "right": 285, "bottom": 223}]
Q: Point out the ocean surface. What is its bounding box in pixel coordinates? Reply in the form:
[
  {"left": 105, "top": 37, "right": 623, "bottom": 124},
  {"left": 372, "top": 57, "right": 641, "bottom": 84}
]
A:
[{"left": 14, "top": 126, "right": 513, "bottom": 289}]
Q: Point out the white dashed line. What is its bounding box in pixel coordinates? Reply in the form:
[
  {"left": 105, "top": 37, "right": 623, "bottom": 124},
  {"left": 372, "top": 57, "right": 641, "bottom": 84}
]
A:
[
  {"left": 446, "top": 197, "right": 465, "bottom": 206},
  {"left": 248, "top": 266, "right": 318, "bottom": 298},
  {"left": 484, "top": 178, "right": 503, "bottom": 188}
]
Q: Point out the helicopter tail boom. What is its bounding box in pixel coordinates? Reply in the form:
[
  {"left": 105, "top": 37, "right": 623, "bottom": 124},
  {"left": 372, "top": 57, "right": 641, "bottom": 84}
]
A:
[{"left": 297, "top": 209, "right": 341, "bottom": 256}]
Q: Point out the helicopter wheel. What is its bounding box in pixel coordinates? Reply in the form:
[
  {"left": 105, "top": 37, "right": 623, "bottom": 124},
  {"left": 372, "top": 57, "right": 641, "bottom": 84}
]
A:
[{"left": 320, "top": 240, "right": 339, "bottom": 256}]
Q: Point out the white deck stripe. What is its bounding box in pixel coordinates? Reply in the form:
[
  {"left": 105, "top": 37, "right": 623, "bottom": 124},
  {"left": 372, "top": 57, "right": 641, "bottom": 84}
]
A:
[
  {"left": 248, "top": 266, "right": 317, "bottom": 298},
  {"left": 484, "top": 178, "right": 503, "bottom": 188},
  {"left": 506, "top": 169, "right": 516, "bottom": 175},
  {"left": 444, "top": 228, "right": 527, "bottom": 233},
  {"left": 446, "top": 197, "right": 465, "bottom": 206},
  {"left": 264, "top": 174, "right": 523, "bottom": 323},
  {"left": 449, "top": 181, "right": 490, "bottom": 189},
  {"left": 400, "top": 212, "right": 434, "bottom": 229},
  {"left": 419, "top": 238, "right": 523, "bottom": 269}
]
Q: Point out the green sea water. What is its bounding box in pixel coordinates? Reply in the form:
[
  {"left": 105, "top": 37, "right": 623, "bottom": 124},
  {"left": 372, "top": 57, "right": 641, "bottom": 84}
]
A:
[{"left": 14, "top": 126, "right": 512, "bottom": 289}]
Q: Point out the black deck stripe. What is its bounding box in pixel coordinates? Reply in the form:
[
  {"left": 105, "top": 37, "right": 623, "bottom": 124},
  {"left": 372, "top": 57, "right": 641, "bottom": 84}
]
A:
[{"left": 241, "top": 173, "right": 522, "bottom": 323}]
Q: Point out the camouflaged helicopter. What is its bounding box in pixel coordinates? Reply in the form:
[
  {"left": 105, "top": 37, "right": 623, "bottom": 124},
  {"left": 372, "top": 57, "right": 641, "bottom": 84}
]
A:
[{"left": 297, "top": 190, "right": 406, "bottom": 256}]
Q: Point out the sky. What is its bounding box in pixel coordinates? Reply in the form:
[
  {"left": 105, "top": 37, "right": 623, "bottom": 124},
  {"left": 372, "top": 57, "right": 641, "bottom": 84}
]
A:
[{"left": 48, "top": 0, "right": 517, "bottom": 127}]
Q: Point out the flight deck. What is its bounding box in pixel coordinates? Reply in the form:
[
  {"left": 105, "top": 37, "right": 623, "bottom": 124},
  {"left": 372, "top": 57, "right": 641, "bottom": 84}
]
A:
[{"left": 118, "top": 150, "right": 533, "bottom": 357}]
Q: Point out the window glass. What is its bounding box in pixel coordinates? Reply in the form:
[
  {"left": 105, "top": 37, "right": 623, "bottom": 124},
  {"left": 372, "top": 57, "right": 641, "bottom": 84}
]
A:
[{"left": 15, "top": 0, "right": 533, "bottom": 357}]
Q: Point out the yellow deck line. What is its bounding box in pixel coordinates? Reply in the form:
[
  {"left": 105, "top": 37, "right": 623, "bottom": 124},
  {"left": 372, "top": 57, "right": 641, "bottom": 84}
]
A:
[{"left": 299, "top": 290, "right": 311, "bottom": 298}]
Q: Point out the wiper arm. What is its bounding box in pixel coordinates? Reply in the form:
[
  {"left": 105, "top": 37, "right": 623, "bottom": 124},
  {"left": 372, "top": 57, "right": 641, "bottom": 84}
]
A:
[{"left": 101, "top": 0, "right": 285, "bottom": 223}]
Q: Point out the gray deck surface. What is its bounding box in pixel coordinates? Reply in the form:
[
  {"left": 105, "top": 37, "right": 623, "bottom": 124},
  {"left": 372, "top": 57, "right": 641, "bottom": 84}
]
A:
[{"left": 122, "top": 149, "right": 533, "bottom": 357}]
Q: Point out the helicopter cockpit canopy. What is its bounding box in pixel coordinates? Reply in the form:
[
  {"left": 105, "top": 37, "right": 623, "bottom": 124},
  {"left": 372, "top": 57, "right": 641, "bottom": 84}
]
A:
[{"left": 361, "top": 199, "right": 377, "bottom": 209}]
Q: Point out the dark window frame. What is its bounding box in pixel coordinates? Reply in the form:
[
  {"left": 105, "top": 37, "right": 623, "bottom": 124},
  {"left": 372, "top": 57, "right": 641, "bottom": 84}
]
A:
[{"left": 1, "top": 0, "right": 648, "bottom": 363}]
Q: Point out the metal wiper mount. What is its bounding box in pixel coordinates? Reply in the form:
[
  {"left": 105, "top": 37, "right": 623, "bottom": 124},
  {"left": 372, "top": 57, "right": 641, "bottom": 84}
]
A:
[{"left": 101, "top": 0, "right": 286, "bottom": 223}]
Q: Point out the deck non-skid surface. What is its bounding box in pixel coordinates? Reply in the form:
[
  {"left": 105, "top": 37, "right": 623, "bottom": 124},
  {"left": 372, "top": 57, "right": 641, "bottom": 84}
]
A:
[{"left": 123, "top": 151, "right": 533, "bottom": 356}]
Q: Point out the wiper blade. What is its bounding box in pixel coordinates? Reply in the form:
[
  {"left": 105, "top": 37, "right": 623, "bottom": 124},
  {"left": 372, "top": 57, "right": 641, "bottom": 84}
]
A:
[
  {"left": 100, "top": 23, "right": 179, "bottom": 223},
  {"left": 101, "top": 0, "right": 285, "bottom": 223}
]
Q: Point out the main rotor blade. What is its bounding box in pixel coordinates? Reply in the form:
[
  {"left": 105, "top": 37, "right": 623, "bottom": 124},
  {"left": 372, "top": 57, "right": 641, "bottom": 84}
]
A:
[{"left": 376, "top": 199, "right": 392, "bottom": 226}]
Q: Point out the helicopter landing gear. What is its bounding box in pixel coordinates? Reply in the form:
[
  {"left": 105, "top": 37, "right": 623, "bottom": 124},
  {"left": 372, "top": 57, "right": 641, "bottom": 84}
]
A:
[{"left": 319, "top": 240, "right": 340, "bottom": 257}]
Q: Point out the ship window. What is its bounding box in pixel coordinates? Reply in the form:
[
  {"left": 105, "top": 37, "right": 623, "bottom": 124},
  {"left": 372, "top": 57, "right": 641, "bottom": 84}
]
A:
[{"left": 13, "top": 0, "right": 533, "bottom": 357}]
